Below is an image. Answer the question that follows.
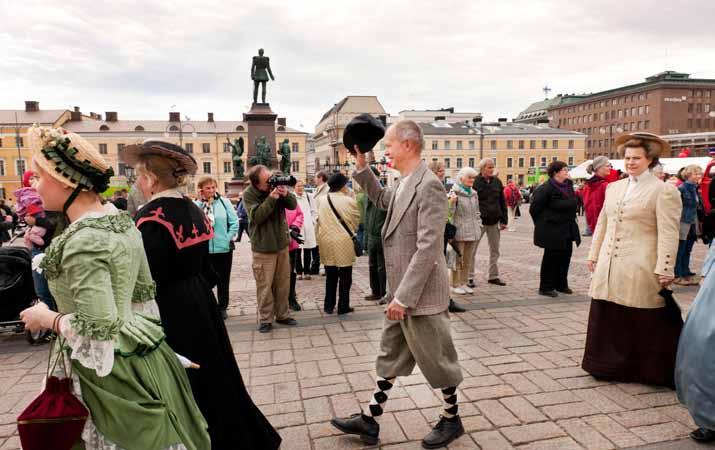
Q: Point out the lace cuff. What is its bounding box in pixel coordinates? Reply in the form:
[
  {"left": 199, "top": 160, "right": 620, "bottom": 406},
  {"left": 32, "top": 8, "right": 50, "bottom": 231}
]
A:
[
  {"left": 60, "top": 315, "right": 115, "bottom": 377},
  {"left": 131, "top": 300, "right": 161, "bottom": 319},
  {"left": 69, "top": 312, "right": 122, "bottom": 341}
]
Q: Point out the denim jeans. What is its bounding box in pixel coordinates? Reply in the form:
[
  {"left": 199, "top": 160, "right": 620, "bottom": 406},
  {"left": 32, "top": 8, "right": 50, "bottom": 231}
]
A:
[
  {"left": 31, "top": 246, "right": 56, "bottom": 311},
  {"left": 675, "top": 224, "right": 697, "bottom": 278}
]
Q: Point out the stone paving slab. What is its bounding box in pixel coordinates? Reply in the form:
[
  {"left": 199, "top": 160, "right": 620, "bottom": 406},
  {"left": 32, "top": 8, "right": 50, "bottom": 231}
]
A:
[{"left": 0, "top": 215, "right": 709, "bottom": 449}]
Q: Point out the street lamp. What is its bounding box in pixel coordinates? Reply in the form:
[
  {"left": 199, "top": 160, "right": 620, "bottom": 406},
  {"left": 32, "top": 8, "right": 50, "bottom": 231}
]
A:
[{"left": 474, "top": 117, "right": 484, "bottom": 161}]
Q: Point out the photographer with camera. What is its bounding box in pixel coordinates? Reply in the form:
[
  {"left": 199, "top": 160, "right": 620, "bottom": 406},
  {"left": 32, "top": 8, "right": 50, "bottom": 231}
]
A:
[{"left": 243, "top": 165, "right": 299, "bottom": 333}]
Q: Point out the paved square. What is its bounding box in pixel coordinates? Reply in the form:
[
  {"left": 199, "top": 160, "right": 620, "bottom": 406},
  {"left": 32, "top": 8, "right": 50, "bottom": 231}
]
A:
[{"left": 0, "top": 215, "right": 708, "bottom": 449}]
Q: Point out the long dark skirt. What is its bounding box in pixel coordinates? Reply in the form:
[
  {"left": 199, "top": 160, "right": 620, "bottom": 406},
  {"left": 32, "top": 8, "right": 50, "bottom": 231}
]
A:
[{"left": 582, "top": 299, "right": 682, "bottom": 388}]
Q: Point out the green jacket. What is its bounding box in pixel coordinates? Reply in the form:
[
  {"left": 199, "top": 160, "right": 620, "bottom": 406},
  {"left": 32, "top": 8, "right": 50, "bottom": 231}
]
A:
[
  {"left": 362, "top": 197, "right": 387, "bottom": 252},
  {"left": 242, "top": 185, "right": 297, "bottom": 253}
]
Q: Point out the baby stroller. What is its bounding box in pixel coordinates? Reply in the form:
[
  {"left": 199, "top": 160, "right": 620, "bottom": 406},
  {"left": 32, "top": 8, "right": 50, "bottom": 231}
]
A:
[{"left": 0, "top": 246, "right": 44, "bottom": 344}]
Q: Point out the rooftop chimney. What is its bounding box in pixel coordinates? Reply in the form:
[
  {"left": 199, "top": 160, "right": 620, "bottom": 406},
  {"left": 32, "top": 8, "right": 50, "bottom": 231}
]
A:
[
  {"left": 277, "top": 117, "right": 287, "bottom": 126},
  {"left": 70, "top": 106, "right": 82, "bottom": 121},
  {"left": 207, "top": 112, "right": 214, "bottom": 122},
  {"left": 498, "top": 118, "right": 508, "bottom": 126},
  {"left": 25, "top": 101, "right": 39, "bottom": 112},
  {"left": 169, "top": 112, "right": 180, "bottom": 122},
  {"left": 105, "top": 112, "right": 118, "bottom": 122}
]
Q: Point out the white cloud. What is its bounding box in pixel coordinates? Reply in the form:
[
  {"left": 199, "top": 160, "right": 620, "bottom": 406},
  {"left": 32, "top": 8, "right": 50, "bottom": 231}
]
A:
[{"left": 1, "top": 0, "right": 714, "bottom": 130}]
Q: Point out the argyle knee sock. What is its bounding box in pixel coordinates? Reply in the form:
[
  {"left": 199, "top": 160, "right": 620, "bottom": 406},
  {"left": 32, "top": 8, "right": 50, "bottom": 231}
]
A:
[
  {"left": 441, "top": 386, "right": 459, "bottom": 419},
  {"left": 364, "top": 377, "right": 395, "bottom": 422}
]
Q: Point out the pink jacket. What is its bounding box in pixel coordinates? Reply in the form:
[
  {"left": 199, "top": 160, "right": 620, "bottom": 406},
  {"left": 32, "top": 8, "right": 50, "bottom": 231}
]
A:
[{"left": 285, "top": 204, "right": 304, "bottom": 251}]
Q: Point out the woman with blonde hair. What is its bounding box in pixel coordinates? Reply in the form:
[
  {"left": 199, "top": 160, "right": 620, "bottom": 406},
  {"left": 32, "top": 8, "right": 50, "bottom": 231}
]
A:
[
  {"left": 20, "top": 128, "right": 210, "bottom": 449},
  {"left": 122, "top": 140, "right": 281, "bottom": 450},
  {"left": 583, "top": 133, "right": 682, "bottom": 387}
]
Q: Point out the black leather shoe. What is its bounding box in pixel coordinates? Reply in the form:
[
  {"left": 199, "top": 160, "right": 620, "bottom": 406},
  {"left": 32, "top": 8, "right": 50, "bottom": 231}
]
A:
[
  {"left": 289, "top": 299, "right": 302, "bottom": 311},
  {"left": 448, "top": 299, "right": 466, "bottom": 313},
  {"left": 488, "top": 278, "right": 506, "bottom": 286},
  {"left": 258, "top": 323, "right": 272, "bottom": 333},
  {"left": 556, "top": 287, "right": 573, "bottom": 294},
  {"left": 276, "top": 318, "right": 298, "bottom": 326},
  {"left": 466, "top": 279, "right": 476, "bottom": 288},
  {"left": 324, "top": 308, "right": 335, "bottom": 314},
  {"left": 330, "top": 413, "right": 379, "bottom": 445},
  {"left": 690, "top": 428, "right": 715, "bottom": 442},
  {"left": 539, "top": 289, "right": 558, "bottom": 298},
  {"left": 338, "top": 308, "right": 355, "bottom": 315},
  {"left": 422, "top": 416, "right": 464, "bottom": 449},
  {"left": 364, "top": 294, "right": 381, "bottom": 301}
]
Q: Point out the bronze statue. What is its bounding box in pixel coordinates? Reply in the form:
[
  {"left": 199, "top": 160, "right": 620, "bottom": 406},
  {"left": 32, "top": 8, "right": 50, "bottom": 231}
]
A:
[
  {"left": 227, "top": 136, "right": 245, "bottom": 179},
  {"left": 251, "top": 48, "right": 275, "bottom": 104},
  {"left": 279, "top": 139, "right": 291, "bottom": 174},
  {"left": 249, "top": 136, "right": 273, "bottom": 167}
]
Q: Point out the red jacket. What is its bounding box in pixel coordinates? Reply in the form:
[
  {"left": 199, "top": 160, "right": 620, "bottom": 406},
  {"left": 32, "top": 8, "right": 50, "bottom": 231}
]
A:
[
  {"left": 503, "top": 185, "right": 522, "bottom": 208},
  {"left": 583, "top": 176, "right": 608, "bottom": 232}
]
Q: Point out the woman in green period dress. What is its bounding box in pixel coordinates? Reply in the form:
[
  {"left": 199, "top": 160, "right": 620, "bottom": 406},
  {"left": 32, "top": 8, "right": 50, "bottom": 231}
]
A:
[{"left": 19, "top": 125, "right": 210, "bottom": 450}]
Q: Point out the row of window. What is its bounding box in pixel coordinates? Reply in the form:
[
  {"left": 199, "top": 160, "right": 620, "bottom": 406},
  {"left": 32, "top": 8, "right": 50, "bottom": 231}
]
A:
[
  {"left": 577, "top": 120, "right": 652, "bottom": 137},
  {"left": 560, "top": 105, "right": 651, "bottom": 126},
  {"left": 563, "top": 92, "right": 652, "bottom": 114},
  {"left": 0, "top": 137, "right": 24, "bottom": 148},
  {"left": 687, "top": 103, "right": 713, "bottom": 113},
  {"left": 96, "top": 141, "right": 301, "bottom": 156},
  {"left": 429, "top": 139, "right": 576, "bottom": 151},
  {"left": 0, "top": 159, "right": 26, "bottom": 177},
  {"left": 688, "top": 118, "right": 713, "bottom": 130},
  {"left": 430, "top": 156, "right": 574, "bottom": 170}
]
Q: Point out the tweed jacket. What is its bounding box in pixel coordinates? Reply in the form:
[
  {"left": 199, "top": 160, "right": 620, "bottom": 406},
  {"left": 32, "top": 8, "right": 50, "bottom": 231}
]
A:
[
  {"left": 353, "top": 161, "right": 449, "bottom": 316},
  {"left": 588, "top": 171, "right": 682, "bottom": 308}
]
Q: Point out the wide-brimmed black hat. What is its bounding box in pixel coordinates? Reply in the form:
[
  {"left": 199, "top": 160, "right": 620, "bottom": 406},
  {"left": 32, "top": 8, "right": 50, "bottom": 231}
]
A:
[
  {"left": 343, "top": 113, "right": 385, "bottom": 154},
  {"left": 121, "top": 139, "right": 198, "bottom": 175},
  {"left": 328, "top": 172, "right": 349, "bottom": 192}
]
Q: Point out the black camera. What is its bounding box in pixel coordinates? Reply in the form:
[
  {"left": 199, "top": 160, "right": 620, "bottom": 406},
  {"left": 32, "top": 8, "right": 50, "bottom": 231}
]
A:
[{"left": 268, "top": 175, "right": 297, "bottom": 187}]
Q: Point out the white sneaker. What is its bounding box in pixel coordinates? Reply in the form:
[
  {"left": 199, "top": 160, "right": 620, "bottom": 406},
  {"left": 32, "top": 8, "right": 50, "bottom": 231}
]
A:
[
  {"left": 451, "top": 286, "right": 467, "bottom": 295},
  {"left": 462, "top": 285, "right": 474, "bottom": 294}
]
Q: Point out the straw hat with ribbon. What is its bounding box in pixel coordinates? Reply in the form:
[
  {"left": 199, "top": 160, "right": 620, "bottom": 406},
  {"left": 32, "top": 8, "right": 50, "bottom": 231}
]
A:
[{"left": 28, "top": 125, "right": 114, "bottom": 213}]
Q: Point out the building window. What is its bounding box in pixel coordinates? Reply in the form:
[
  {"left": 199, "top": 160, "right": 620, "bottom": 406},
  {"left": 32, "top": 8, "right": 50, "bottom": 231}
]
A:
[
  {"left": 568, "top": 156, "right": 574, "bottom": 166},
  {"left": 468, "top": 141, "right": 475, "bottom": 150},
  {"left": 490, "top": 140, "right": 496, "bottom": 150},
  {"left": 0, "top": 138, "right": 3, "bottom": 147},
  {"left": 529, "top": 140, "right": 536, "bottom": 149},
  {"left": 16, "top": 137, "right": 24, "bottom": 147},
  {"left": 432, "top": 141, "right": 438, "bottom": 150},
  {"left": 0, "top": 159, "right": 4, "bottom": 176},
  {"left": 99, "top": 143, "right": 108, "bottom": 155},
  {"left": 688, "top": 103, "right": 694, "bottom": 113},
  {"left": 292, "top": 161, "right": 300, "bottom": 172},
  {"left": 444, "top": 141, "right": 451, "bottom": 150},
  {"left": 518, "top": 157, "right": 524, "bottom": 168},
  {"left": 540, "top": 157, "right": 547, "bottom": 167},
  {"left": 292, "top": 143, "right": 299, "bottom": 153},
  {"left": 456, "top": 158, "right": 463, "bottom": 168},
  {"left": 507, "top": 140, "right": 513, "bottom": 149},
  {"left": 223, "top": 161, "right": 231, "bottom": 173},
  {"left": 185, "top": 143, "right": 193, "bottom": 153},
  {"left": 552, "top": 140, "right": 558, "bottom": 149},
  {"left": 203, "top": 162, "right": 211, "bottom": 173},
  {"left": 518, "top": 140, "right": 524, "bottom": 149},
  {"left": 432, "top": 158, "right": 438, "bottom": 163},
  {"left": 507, "top": 157, "right": 513, "bottom": 168},
  {"left": 688, "top": 119, "right": 693, "bottom": 129},
  {"left": 552, "top": 156, "right": 558, "bottom": 162},
  {"left": 518, "top": 174, "right": 525, "bottom": 185},
  {"left": 568, "top": 140, "right": 574, "bottom": 149},
  {"left": 507, "top": 174, "right": 513, "bottom": 182},
  {"left": 445, "top": 158, "right": 450, "bottom": 168},
  {"left": 529, "top": 157, "right": 535, "bottom": 167},
  {"left": 638, "top": 106, "right": 644, "bottom": 115},
  {"left": 202, "top": 143, "right": 210, "bottom": 153},
  {"left": 696, "top": 103, "right": 703, "bottom": 113},
  {"left": 696, "top": 118, "right": 702, "bottom": 129},
  {"left": 456, "top": 141, "right": 463, "bottom": 150},
  {"left": 118, "top": 162, "right": 126, "bottom": 176},
  {"left": 223, "top": 143, "right": 230, "bottom": 153},
  {"left": 117, "top": 143, "right": 125, "bottom": 154},
  {"left": 469, "top": 157, "right": 475, "bottom": 167},
  {"left": 705, "top": 104, "right": 711, "bottom": 113},
  {"left": 541, "top": 140, "right": 547, "bottom": 149},
  {"left": 644, "top": 120, "right": 650, "bottom": 129}
]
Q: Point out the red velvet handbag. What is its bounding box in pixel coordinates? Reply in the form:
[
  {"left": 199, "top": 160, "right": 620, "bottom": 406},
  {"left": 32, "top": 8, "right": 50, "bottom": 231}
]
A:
[{"left": 17, "top": 337, "right": 89, "bottom": 450}]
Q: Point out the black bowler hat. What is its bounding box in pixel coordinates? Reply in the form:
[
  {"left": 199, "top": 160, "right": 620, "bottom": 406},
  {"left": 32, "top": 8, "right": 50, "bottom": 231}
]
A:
[
  {"left": 343, "top": 113, "right": 386, "bottom": 154},
  {"left": 121, "top": 139, "right": 198, "bottom": 175},
  {"left": 328, "top": 172, "right": 349, "bottom": 192}
]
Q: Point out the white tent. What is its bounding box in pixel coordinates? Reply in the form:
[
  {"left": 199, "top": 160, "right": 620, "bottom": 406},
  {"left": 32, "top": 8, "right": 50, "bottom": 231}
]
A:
[{"left": 570, "top": 157, "right": 713, "bottom": 179}]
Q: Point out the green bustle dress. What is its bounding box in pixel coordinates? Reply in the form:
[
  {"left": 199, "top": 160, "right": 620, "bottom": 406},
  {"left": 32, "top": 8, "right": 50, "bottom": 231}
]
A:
[{"left": 39, "top": 209, "right": 210, "bottom": 450}]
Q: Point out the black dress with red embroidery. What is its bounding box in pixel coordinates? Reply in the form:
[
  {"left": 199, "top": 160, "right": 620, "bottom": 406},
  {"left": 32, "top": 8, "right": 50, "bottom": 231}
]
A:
[{"left": 135, "top": 196, "right": 281, "bottom": 450}]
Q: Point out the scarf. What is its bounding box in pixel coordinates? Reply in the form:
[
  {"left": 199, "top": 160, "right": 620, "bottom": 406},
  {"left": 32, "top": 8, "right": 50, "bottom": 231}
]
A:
[
  {"left": 458, "top": 183, "right": 472, "bottom": 195},
  {"left": 201, "top": 194, "right": 218, "bottom": 226},
  {"left": 549, "top": 178, "right": 574, "bottom": 197}
]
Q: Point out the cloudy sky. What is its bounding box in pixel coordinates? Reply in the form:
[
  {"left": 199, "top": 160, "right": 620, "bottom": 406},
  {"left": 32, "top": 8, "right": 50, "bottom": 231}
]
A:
[{"left": 2, "top": 0, "right": 714, "bottom": 131}]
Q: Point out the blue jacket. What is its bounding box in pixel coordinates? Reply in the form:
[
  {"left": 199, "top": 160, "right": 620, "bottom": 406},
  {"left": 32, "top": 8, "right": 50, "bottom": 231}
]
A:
[
  {"left": 679, "top": 181, "right": 699, "bottom": 224},
  {"left": 236, "top": 200, "right": 249, "bottom": 223},
  {"left": 194, "top": 196, "right": 239, "bottom": 254}
]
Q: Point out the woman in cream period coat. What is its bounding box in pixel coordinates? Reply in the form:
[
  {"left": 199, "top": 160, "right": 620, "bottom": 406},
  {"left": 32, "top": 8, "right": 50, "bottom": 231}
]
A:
[{"left": 583, "top": 132, "right": 682, "bottom": 387}]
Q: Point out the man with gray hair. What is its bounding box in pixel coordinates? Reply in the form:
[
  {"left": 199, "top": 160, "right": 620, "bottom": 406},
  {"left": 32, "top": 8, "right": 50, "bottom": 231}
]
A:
[
  {"left": 331, "top": 120, "right": 464, "bottom": 448},
  {"left": 469, "top": 157, "right": 508, "bottom": 287}
]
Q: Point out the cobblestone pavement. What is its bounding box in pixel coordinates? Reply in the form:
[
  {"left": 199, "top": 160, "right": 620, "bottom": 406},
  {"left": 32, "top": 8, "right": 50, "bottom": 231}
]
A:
[{"left": 1, "top": 215, "right": 710, "bottom": 450}]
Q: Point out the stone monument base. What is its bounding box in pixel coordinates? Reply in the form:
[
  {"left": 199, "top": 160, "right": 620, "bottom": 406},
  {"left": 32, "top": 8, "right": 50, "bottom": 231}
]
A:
[
  {"left": 244, "top": 102, "right": 278, "bottom": 169},
  {"left": 226, "top": 179, "right": 248, "bottom": 198}
]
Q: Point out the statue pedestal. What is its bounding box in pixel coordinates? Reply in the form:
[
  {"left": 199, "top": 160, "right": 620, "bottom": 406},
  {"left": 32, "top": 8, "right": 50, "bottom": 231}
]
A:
[
  {"left": 226, "top": 178, "right": 248, "bottom": 198},
  {"left": 244, "top": 103, "right": 278, "bottom": 169}
]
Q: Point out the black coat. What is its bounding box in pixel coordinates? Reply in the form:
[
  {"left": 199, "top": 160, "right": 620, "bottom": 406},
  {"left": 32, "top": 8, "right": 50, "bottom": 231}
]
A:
[
  {"left": 473, "top": 176, "right": 508, "bottom": 226},
  {"left": 529, "top": 179, "right": 581, "bottom": 250}
]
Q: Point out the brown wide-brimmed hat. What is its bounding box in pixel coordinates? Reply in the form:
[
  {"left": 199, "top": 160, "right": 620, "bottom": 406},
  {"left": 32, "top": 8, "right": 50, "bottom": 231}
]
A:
[
  {"left": 121, "top": 139, "right": 198, "bottom": 175},
  {"left": 615, "top": 132, "right": 672, "bottom": 156}
]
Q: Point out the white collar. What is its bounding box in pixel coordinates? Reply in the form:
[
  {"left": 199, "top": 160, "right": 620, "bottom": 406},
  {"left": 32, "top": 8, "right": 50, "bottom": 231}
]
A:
[
  {"left": 74, "top": 203, "right": 119, "bottom": 223},
  {"left": 151, "top": 188, "right": 184, "bottom": 201},
  {"left": 628, "top": 171, "right": 651, "bottom": 183}
]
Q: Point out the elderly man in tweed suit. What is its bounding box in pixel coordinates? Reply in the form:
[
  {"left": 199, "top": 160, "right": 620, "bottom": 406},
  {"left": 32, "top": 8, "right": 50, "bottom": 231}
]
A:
[{"left": 331, "top": 120, "right": 464, "bottom": 449}]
